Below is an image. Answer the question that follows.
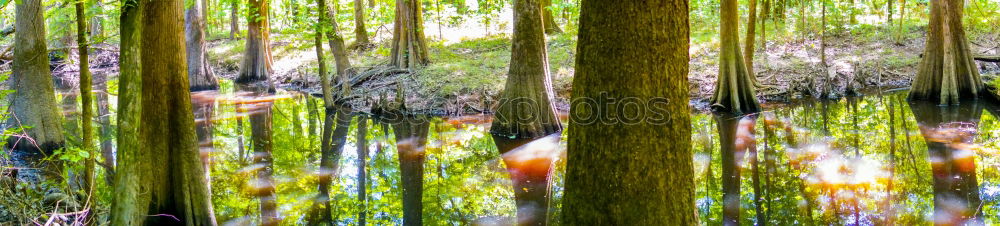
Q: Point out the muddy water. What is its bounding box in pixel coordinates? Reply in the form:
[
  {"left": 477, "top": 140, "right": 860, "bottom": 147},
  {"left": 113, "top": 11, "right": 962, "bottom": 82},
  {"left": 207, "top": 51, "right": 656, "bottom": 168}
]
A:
[{"left": 51, "top": 85, "right": 1000, "bottom": 225}]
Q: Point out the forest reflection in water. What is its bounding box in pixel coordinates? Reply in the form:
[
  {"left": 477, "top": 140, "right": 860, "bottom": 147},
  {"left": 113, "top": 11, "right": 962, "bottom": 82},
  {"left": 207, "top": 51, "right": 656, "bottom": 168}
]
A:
[{"left": 60, "top": 86, "right": 1000, "bottom": 225}]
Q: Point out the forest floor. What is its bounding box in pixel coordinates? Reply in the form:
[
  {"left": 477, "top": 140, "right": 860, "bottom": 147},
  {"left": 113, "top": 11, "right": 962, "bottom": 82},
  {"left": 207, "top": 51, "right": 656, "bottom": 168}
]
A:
[{"left": 28, "top": 25, "right": 1000, "bottom": 114}]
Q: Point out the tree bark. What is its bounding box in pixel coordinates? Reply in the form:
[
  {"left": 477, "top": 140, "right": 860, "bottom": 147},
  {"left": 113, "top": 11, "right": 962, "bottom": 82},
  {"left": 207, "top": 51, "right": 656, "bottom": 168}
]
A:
[
  {"left": 908, "top": 0, "right": 982, "bottom": 105},
  {"left": 562, "top": 0, "right": 696, "bottom": 224},
  {"left": 75, "top": 0, "right": 97, "bottom": 196},
  {"left": 187, "top": 0, "right": 219, "bottom": 91},
  {"left": 541, "top": 0, "right": 561, "bottom": 34},
  {"left": 109, "top": 0, "right": 143, "bottom": 223},
  {"left": 745, "top": 0, "right": 758, "bottom": 77},
  {"left": 112, "top": 0, "right": 218, "bottom": 224},
  {"left": 352, "top": 0, "right": 371, "bottom": 48},
  {"left": 237, "top": 0, "right": 272, "bottom": 84},
  {"left": 8, "top": 0, "right": 66, "bottom": 156},
  {"left": 230, "top": 0, "right": 239, "bottom": 39},
  {"left": 491, "top": 0, "right": 563, "bottom": 223},
  {"left": 324, "top": 0, "right": 354, "bottom": 80},
  {"left": 712, "top": 0, "right": 761, "bottom": 114},
  {"left": 390, "top": 0, "right": 430, "bottom": 69}
]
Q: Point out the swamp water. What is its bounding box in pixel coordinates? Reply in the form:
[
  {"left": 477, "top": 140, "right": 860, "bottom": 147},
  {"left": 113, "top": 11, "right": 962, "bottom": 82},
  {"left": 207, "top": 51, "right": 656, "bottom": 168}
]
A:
[{"left": 35, "top": 87, "right": 1000, "bottom": 225}]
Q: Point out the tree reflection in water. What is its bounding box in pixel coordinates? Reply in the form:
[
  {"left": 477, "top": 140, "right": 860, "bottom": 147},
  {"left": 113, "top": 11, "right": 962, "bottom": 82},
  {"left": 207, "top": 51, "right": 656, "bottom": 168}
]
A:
[{"left": 119, "top": 90, "right": 1000, "bottom": 225}]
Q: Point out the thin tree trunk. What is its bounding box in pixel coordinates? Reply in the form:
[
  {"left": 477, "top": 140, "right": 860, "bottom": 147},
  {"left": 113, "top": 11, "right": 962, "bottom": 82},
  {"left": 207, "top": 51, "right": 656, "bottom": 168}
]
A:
[
  {"left": 352, "top": 0, "right": 371, "bottom": 48},
  {"left": 712, "top": 0, "right": 761, "bottom": 114},
  {"left": 324, "top": 0, "right": 355, "bottom": 80},
  {"left": 821, "top": 0, "right": 827, "bottom": 66},
  {"left": 745, "top": 0, "right": 758, "bottom": 77},
  {"left": 96, "top": 72, "right": 115, "bottom": 185},
  {"left": 75, "top": 0, "right": 97, "bottom": 196},
  {"left": 562, "top": 0, "right": 695, "bottom": 223},
  {"left": 230, "top": 0, "right": 239, "bottom": 39}
]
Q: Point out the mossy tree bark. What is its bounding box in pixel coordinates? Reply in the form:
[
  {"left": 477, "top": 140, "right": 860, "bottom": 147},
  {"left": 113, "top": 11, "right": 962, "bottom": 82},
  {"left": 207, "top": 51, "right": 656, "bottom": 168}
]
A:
[
  {"left": 8, "top": 0, "right": 65, "bottom": 156},
  {"left": 909, "top": 101, "right": 984, "bottom": 225},
  {"left": 187, "top": 0, "right": 219, "bottom": 91},
  {"left": 563, "top": 0, "right": 696, "bottom": 224},
  {"left": 908, "top": 0, "right": 982, "bottom": 105},
  {"left": 541, "top": 0, "right": 561, "bottom": 34},
  {"left": 711, "top": 0, "right": 761, "bottom": 114},
  {"left": 390, "top": 0, "right": 430, "bottom": 69},
  {"left": 490, "top": 0, "right": 562, "bottom": 224},
  {"left": 109, "top": 0, "right": 143, "bottom": 223},
  {"left": 111, "top": 0, "right": 217, "bottom": 224},
  {"left": 75, "top": 0, "right": 97, "bottom": 195},
  {"left": 237, "top": 0, "right": 272, "bottom": 83},
  {"left": 352, "top": 0, "right": 371, "bottom": 48}
]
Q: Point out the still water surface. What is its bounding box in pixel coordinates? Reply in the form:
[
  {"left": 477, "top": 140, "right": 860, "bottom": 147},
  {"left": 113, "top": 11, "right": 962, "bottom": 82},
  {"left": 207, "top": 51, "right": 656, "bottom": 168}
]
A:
[{"left": 66, "top": 86, "right": 1000, "bottom": 225}]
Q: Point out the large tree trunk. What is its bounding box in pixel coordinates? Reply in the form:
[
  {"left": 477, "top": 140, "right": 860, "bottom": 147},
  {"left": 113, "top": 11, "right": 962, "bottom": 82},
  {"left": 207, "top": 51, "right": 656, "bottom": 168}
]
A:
[
  {"left": 541, "top": 0, "right": 561, "bottom": 34},
  {"left": 390, "top": 0, "right": 430, "bottom": 69},
  {"left": 910, "top": 101, "right": 985, "bottom": 225},
  {"left": 908, "top": 0, "right": 982, "bottom": 105},
  {"left": 562, "top": 0, "right": 695, "bottom": 224},
  {"left": 711, "top": 0, "right": 761, "bottom": 114},
  {"left": 352, "top": 0, "right": 371, "bottom": 48},
  {"left": 491, "top": 0, "right": 563, "bottom": 224},
  {"left": 109, "top": 0, "right": 143, "bottom": 224},
  {"left": 187, "top": 0, "right": 219, "bottom": 91},
  {"left": 111, "top": 0, "right": 218, "bottom": 224},
  {"left": 8, "top": 0, "right": 65, "bottom": 157},
  {"left": 75, "top": 0, "right": 97, "bottom": 195},
  {"left": 237, "top": 0, "right": 272, "bottom": 84}
]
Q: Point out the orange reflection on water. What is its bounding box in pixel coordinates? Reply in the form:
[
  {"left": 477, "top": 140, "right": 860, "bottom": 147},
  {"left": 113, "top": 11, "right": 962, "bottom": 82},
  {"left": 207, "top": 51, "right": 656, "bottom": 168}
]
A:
[{"left": 501, "top": 134, "right": 563, "bottom": 180}]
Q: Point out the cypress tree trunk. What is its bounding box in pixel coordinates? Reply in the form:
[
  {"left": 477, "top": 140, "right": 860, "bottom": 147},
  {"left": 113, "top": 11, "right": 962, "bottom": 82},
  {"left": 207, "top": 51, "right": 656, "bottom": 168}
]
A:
[
  {"left": 909, "top": 101, "right": 985, "bottom": 225},
  {"left": 908, "top": 0, "right": 982, "bottom": 105},
  {"left": 352, "top": 0, "right": 371, "bottom": 48},
  {"left": 187, "top": 0, "right": 219, "bottom": 91},
  {"left": 712, "top": 0, "right": 761, "bottom": 114},
  {"left": 75, "top": 0, "right": 97, "bottom": 195},
  {"left": 109, "top": 0, "right": 143, "bottom": 223},
  {"left": 390, "top": 0, "right": 430, "bottom": 69},
  {"left": 8, "top": 0, "right": 66, "bottom": 156},
  {"left": 491, "top": 0, "right": 562, "bottom": 224},
  {"left": 541, "top": 0, "right": 561, "bottom": 34},
  {"left": 563, "top": 0, "right": 695, "bottom": 224},
  {"left": 238, "top": 0, "right": 272, "bottom": 83},
  {"left": 745, "top": 0, "right": 758, "bottom": 76},
  {"left": 355, "top": 116, "right": 369, "bottom": 226},
  {"left": 112, "top": 0, "right": 218, "bottom": 224},
  {"left": 716, "top": 115, "right": 757, "bottom": 226}
]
